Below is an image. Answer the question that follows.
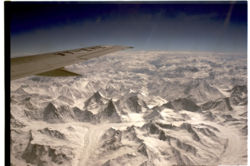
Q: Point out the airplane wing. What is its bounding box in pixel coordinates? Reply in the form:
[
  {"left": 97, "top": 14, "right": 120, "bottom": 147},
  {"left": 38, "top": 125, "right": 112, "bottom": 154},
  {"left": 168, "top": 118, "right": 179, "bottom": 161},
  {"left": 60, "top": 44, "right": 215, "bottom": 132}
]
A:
[{"left": 11, "top": 45, "right": 133, "bottom": 80}]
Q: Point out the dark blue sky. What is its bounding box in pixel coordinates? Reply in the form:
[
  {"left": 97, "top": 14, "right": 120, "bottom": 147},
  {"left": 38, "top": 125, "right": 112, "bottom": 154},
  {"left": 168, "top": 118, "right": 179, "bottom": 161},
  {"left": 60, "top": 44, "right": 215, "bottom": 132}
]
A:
[{"left": 9, "top": 1, "right": 247, "bottom": 57}]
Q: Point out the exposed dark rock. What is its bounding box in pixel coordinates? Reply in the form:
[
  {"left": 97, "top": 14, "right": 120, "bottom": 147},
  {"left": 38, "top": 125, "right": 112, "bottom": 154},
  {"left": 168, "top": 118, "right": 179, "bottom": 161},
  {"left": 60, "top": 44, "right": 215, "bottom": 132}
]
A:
[
  {"left": 201, "top": 97, "right": 233, "bottom": 111},
  {"left": 97, "top": 100, "right": 121, "bottom": 123},
  {"left": 180, "top": 123, "right": 200, "bottom": 142},
  {"left": 43, "top": 103, "right": 63, "bottom": 123},
  {"left": 143, "top": 110, "right": 163, "bottom": 120},
  {"left": 229, "top": 85, "right": 247, "bottom": 105},
  {"left": 171, "top": 147, "right": 195, "bottom": 166},
  {"left": 242, "top": 125, "right": 247, "bottom": 135},
  {"left": 137, "top": 143, "right": 148, "bottom": 157},
  {"left": 142, "top": 122, "right": 161, "bottom": 135},
  {"left": 122, "top": 126, "right": 142, "bottom": 142},
  {"left": 85, "top": 91, "right": 105, "bottom": 107},
  {"left": 197, "top": 127, "right": 217, "bottom": 137},
  {"left": 101, "top": 128, "right": 122, "bottom": 151},
  {"left": 58, "top": 105, "right": 75, "bottom": 119},
  {"left": 126, "top": 95, "right": 143, "bottom": 113},
  {"left": 167, "top": 98, "right": 201, "bottom": 112},
  {"left": 73, "top": 107, "right": 95, "bottom": 122},
  {"left": 38, "top": 128, "right": 66, "bottom": 140},
  {"left": 176, "top": 139, "right": 197, "bottom": 155}
]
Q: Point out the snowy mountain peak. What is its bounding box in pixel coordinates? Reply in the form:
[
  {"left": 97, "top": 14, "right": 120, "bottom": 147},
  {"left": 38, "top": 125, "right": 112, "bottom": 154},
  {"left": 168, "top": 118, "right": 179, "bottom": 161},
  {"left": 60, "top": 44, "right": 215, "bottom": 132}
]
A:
[{"left": 43, "top": 103, "right": 64, "bottom": 123}]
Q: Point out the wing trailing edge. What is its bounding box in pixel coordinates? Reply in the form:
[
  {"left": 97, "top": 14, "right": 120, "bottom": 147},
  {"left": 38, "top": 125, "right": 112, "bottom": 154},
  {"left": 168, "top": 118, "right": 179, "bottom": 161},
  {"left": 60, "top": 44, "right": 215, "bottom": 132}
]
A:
[{"left": 36, "top": 68, "right": 81, "bottom": 77}]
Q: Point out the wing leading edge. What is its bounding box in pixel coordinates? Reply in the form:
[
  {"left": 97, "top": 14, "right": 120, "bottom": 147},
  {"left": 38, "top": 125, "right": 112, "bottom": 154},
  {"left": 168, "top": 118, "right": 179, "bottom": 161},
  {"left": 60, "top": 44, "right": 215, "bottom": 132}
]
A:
[{"left": 11, "top": 45, "right": 133, "bottom": 80}]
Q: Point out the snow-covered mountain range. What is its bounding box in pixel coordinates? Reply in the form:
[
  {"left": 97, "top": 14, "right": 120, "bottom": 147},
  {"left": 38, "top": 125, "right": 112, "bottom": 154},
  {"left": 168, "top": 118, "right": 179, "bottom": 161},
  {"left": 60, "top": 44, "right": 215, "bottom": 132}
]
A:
[{"left": 11, "top": 50, "right": 247, "bottom": 166}]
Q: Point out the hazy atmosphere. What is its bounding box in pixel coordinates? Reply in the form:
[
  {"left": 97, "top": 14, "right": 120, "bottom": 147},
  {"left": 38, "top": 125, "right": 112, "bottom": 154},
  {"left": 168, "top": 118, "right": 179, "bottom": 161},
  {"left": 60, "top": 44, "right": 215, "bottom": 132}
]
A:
[{"left": 10, "top": 1, "right": 247, "bottom": 57}]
